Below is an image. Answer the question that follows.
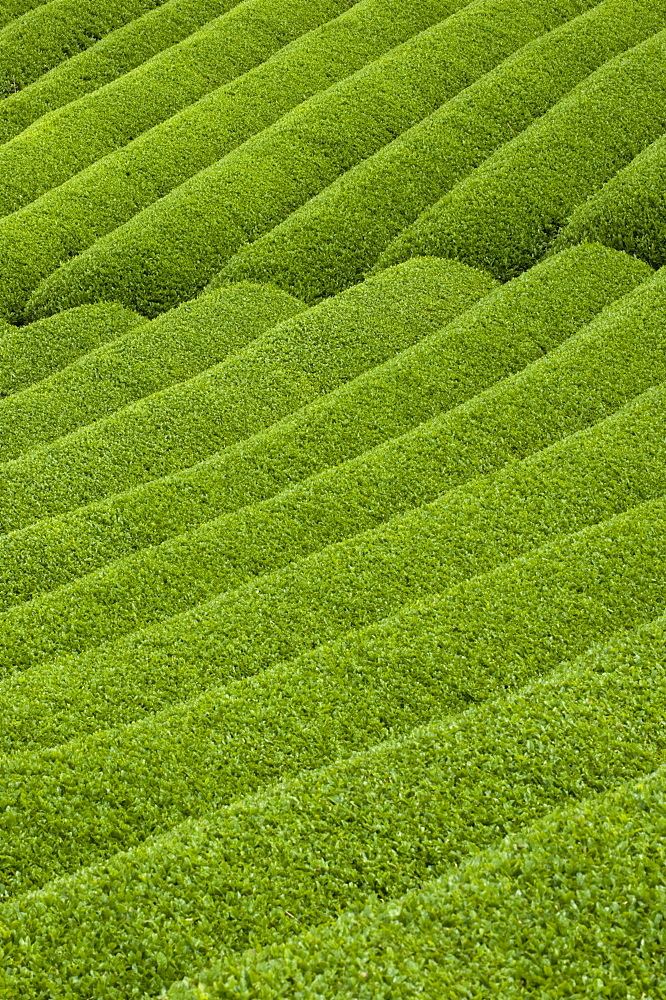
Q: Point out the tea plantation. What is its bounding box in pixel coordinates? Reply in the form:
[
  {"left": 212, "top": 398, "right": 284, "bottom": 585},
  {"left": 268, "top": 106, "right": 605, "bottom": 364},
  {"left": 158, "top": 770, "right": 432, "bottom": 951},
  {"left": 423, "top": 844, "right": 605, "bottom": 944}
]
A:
[{"left": 0, "top": 0, "right": 665, "bottom": 996}]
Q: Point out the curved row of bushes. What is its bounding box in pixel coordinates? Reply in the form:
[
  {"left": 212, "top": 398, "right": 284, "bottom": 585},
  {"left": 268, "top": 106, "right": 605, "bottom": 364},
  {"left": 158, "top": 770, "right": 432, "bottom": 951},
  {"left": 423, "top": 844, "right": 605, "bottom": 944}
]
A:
[
  {"left": 0, "top": 0, "right": 242, "bottom": 141},
  {"left": 185, "top": 743, "right": 666, "bottom": 1000},
  {"left": 5, "top": 267, "right": 663, "bottom": 669},
  {"left": 378, "top": 26, "right": 666, "bottom": 278},
  {"left": 213, "top": 0, "right": 662, "bottom": 302},
  {"left": 1, "top": 377, "right": 664, "bottom": 898},
  {"left": 0, "top": 0, "right": 362, "bottom": 221},
  {"left": 25, "top": 0, "right": 595, "bottom": 319},
  {"left": 554, "top": 132, "right": 666, "bottom": 269},
  {"left": 0, "top": 0, "right": 464, "bottom": 320},
  {"left": 2, "top": 496, "right": 666, "bottom": 997},
  {"left": 0, "top": 259, "right": 496, "bottom": 537},
  {"left": 0, "top": 245, "right": 647, "bottom": 608},
  {"left": 0, "top": 0, "right": 47, "bottom": 29},
  {"left": 0, "top": 255, "right": 663, "bottom": 735},
  {"left": 0, "top": 283, "right": 303, "bottom": 461},
  {"left": 0, "top": 0, "right": 165, "bottom": 97},
  {"left": 0, "top": 302, "right": 143, "bottom": 396}
]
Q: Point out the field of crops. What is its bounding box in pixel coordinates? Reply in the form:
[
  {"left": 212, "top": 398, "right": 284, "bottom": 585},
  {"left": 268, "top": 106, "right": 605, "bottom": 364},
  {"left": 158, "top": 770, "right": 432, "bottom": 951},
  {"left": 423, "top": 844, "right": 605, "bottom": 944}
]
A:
[{"left": 0, "top": 1, "right": 664, "bottom": 996}]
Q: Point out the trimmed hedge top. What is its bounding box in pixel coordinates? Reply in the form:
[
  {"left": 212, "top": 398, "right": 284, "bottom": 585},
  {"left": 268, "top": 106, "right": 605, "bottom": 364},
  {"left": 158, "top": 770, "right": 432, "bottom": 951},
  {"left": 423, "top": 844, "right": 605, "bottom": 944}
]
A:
[{"left": 1, "top": 1, "right": 666, "bottom": 993}]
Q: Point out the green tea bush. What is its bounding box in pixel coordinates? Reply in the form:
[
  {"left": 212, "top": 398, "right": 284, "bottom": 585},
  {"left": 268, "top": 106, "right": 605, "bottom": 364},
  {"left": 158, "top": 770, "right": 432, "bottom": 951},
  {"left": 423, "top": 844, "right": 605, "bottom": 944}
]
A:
[
  {"left": 25, "top": 0, "right": 592, "bottom": 319},
  {"left": 1, "top": 381, "right": 665, "bottom": 891},
  {"left": 0, "top": 0, "right": 362, "bottom": 222},
  {"left": 0, "top": 0, "right": 164, "bottom": 96},
  {"left": 213, "top": 0, "right": 662, "bottom": 302},
  {"left": 2, "top": 263, "right": 666, "bottom": 719},
  {"left": 0, "top": 0, "right": 244, "bottom": 140},
  {"left": 0, "top": 302, "right": 143, "bottom": 396},
  {"left": 0, "top": 259, "right": 495, "bottom": 534},
  {"left": 0, "top": 0, "right": 47, "bottom": 29},
  {"left": 378, "top": 27, "right": 666, "bottom": 279},
  {"left": 553, "top": 132, "right": 666, "bottom": 269},
  {"left": 184, "top": 752, "right": 666, "bottom": 999},
  {"left": 0, "top": 283, "right": 302, "bottom": 460},
  {"left": 7, "top": 328, "right": 666, "bottom": 671},
  {"left": 2, "top": 499, "right": 666, "bottom": 997},
  {"left": 0, "top": 246, "right": 647, "bottom": 607},
  {"left": 0, "top": 0, "right": 464, "bottom": 320}
]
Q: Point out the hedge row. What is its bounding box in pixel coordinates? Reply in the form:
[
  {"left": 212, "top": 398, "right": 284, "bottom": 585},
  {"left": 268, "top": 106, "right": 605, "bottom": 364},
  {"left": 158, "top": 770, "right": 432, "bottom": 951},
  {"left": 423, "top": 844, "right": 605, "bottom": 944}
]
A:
[
  {"left": 0, "top": 257, "right": 657, "bottom": 746},
  {"left": 0, "top": 0, "right": 243, "bottom": 141},
  {"left": 0, "top": 302, "right": 144, "bottom": 397},
  {"left": 0, "top": 283, "right": 303, "bottom": 461},
  {"left": 0, "top": 0, "right": 164, "bottom": 97},
  {"left": 1, "top": 253, "right": 664, "bottom": 731},
  {"left": 7, "top": 296, "right": 665, "bottom": 672},
  {"left": 212, "top": 0, "right": 662, "bottom": 302},
  {"left": 0, "top": 0, "right": 362, "bottom": 222},
  {"left": 0, "top": 259, "right": 496, "bottom": 536},
  {"left": 24, "top": 0, "right": 594, "bottom": 319},
  {"left": 2, "top": 499, "right": 666, "bottom": 996},
  {"left": 1, "top": 379, "right": 665, "bottom": 893},
  {"left": 183, "top": 753, "right": 666, "bottom": 999},
  {"left": 0, "top": 246, "right": 648, "bottom": 609},
  {"left": 378, "top": 26, "right": 666, "bottom": 279},
  {"left": 0, "top": 0, "right": 47, "bottom": 29},
  {"left": 553, "top": 132, "right": 666, "bottom": 269},
  {"left": 0, "top": 0, "right": 465, "bottom": 321}
]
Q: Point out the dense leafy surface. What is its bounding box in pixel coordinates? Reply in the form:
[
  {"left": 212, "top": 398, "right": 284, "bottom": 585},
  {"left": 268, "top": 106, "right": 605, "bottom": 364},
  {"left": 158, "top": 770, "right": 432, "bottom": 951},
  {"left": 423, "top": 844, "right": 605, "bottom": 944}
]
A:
[
  {"left": 553, "top": 131, "right": 666, "bottom": 268},
  {"left": 0, "top": 0, "right": 244, "bottom": 139},
  {"left": 0, "top": 1, "right": 665, "bottom": 996},
  {"left": 0, "top": 0, "right": 457, "bottom": 319},
  {"left": 214, "top": 0, "right": 664, "bottom": 299}
]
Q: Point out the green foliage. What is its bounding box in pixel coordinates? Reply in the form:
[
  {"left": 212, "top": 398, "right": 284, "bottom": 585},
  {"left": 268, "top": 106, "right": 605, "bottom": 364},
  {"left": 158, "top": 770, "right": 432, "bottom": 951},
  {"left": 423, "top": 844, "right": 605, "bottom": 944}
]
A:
[
  {"left": 24, "top": 0, "right": 587, "bottom": 319},
  {"left": 0, "top": 283, "right": 302, "bottom": 460},
  {"left": 0, "top": 258, "right": 495, "bottom": 534},
  {"left": 0, "top": 302, "right": 144, "bottom": 396},
  {"left": 1, "top": 256, "right": 664, "bottom": 741},
  {"left": 1, "top": 379, "right": 666, "bottom": 894},
  {"left": 213, "top": 0, "right": 661, "bottom": 302},
  {"left": 181, "top": 751, "right": 666, "bottom": 999},
  {"left": 0, "top": 0, "right": 461, "bottom": 321},
  {"left": 378, "top": 27, "right": 666, "bottom": 279},
  {"left": 0, "top": 245, "right": 646, "bottom": 610},
  {"left": 0, "top": 1, "right": 665, "bottom": 994},
  {"left": 0, "top": 0, "right": 164, "bottom": 96},
  {"left": 2, "top": 498, "right": 666, "bottom": 996},
  {"left": 0, "top": 0, "right": 362, "bottom": 224},
  {"left": 0, "top": 0, "right": 47, "bottom": 29},
  {"left": 0, "top": 0, "right": 244, "bottom": 140},
  {"left": 6, "top": 280, "right": 666, "bottom": 672},
  {"left": 553, "top": 132, "right": 666, "bottom": 269}
]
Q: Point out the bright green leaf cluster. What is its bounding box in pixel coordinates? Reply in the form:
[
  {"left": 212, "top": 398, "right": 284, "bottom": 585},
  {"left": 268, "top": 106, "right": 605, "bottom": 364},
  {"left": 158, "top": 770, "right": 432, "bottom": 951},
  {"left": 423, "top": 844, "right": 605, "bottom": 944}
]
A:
[
  {"left": 2, "top": 497, "right": 666, "bottom": 997},
  {"left": 0, "top": 301, "right": 144, "bottom": 396},
  {"left": 0, "top": 0, "right": 362, "bottom": 226},
  {"left": 178, "top": 737, "right": 666, "bottom": 999},
  {"left": 0, "top": 0, "right": 443, "bottom": 320},
  {"left": 0, "top": 0, "right": 165, "bottom": 97},
  {"left": 0, "top": 282, "right": 302, "bottom": 460},
  {"left": 1, "top": 256, "right": 664, "bottom": 746},
  {"left": 0, "top": 0, "right": 48, "bottom": 29},
  {"left": 553, "top": 131, "right": 666, "bottom": 269},
  {"left": 378, "top": 25, "right": 666, "bottom": 278},
  {"left": 0, "top": 245, "right": 643, "bottom": 610},
  {"left": 24, "top": 0, "right": 585, "bottom": 319},
  {"left": 1, "top": 258, "right": 660, "bottom": 675},
  {"left": 212, "top": 0, "right": 660, "bottom": 302},
  {"left": 1, "top": 372, "right": 666, "bottom": 896},
  {"left": 0, "top": 0, "right": 243, "bottom": 140},
  {"left": 0, "top": 258, "right": 494, "bottom": 534}
]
